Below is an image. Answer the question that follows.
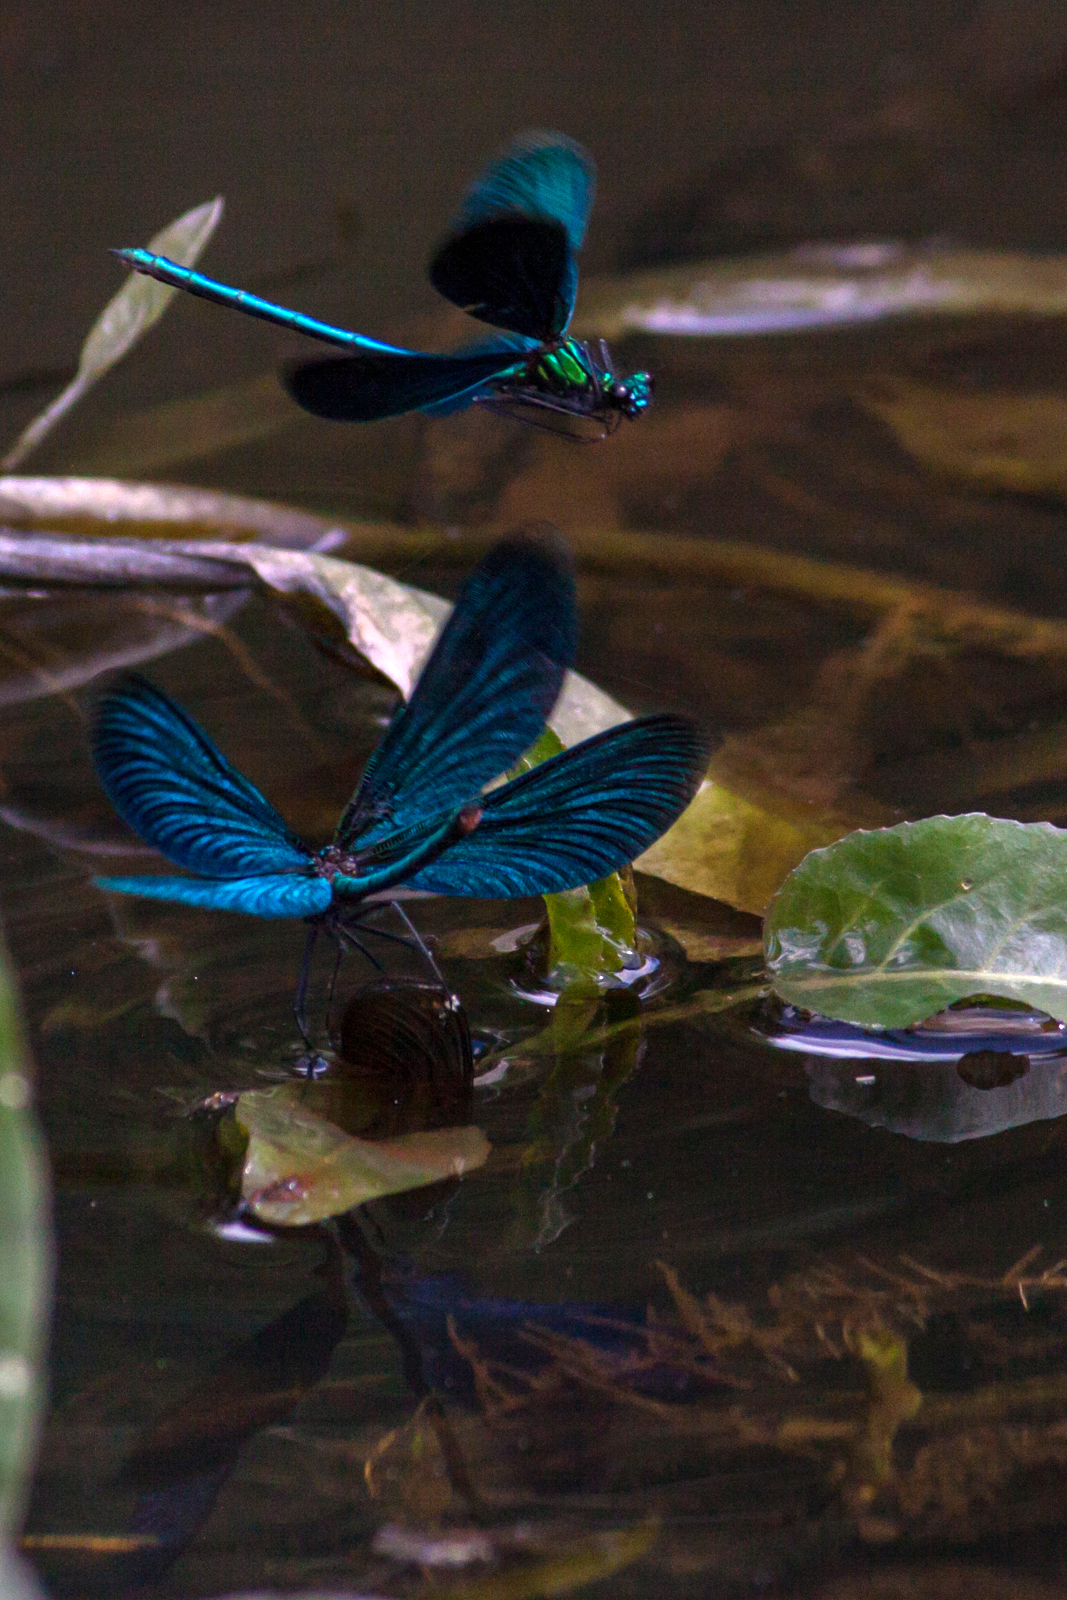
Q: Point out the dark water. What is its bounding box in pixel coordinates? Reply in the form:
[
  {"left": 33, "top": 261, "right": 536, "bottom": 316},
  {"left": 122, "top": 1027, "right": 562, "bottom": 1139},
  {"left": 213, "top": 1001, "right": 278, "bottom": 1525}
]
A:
[
  {"left": 6, "top": 5, "right": 1067, "bottom": 1597},
  {"left": 4, "top": 570, "right": 1067, "bottom": 1600}
]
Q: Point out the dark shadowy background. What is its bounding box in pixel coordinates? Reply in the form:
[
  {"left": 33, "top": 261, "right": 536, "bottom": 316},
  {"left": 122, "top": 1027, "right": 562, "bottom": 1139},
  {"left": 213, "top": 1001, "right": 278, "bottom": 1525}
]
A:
[
  {"left": 10, "top": 10, "right": 1067, "bottom": 1596},
  {"left": 4, "top": 0, "right": 1067, "bottom": 421}
]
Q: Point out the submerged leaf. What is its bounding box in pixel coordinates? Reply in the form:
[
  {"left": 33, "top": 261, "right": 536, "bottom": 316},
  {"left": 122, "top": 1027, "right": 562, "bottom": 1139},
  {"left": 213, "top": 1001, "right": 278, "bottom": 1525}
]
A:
[
  {"left": 863, "top": 375, "right": 1067, "bottom": 500},
  {"left": 66, "top": 373, "right": 296, "bottom": 478},
  {"left": 236, "top": 1083, "right": 489, "bottom": 1225},
  {"left": 766, "top": 814, "right": 1067, "bottom": 1026},
  {"left": 2, "top": 198, "right": 224, "bottom": 470},
  {"left": 637, "top": 777, "right": 851, "bottom": 916}
]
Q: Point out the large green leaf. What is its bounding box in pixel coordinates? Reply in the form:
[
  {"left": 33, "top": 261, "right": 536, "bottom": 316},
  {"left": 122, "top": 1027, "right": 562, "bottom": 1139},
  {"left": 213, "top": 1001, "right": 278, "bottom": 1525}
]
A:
[
  {"left": 2, "top": 198, "right": 224, "bottom": 470},
  {"left": 765, "top": 813, "right": 1067, "bottom": 1026}
]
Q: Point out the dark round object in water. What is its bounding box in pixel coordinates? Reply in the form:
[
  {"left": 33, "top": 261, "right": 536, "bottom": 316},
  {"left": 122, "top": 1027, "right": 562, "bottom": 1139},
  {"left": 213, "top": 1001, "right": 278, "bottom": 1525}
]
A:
[
  {"left": 312, "top": 979, "right": 474, "bottom": 1139},
  {"left": 956, "top": 1048, "right": 1030, "bottom": 1090}
]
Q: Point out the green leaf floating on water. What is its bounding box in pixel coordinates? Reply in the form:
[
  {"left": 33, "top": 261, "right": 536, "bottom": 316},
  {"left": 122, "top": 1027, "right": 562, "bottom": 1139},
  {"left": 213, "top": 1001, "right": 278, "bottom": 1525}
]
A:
[
  {"left": 766, "top": 813, "right": 1067, "bottom": 1027},
  {"left": 236, "top": 1083, "right": 489, "bottom": 1226},
  {"left": 2, "top": 197, "right": 224, "bottom": 471}
]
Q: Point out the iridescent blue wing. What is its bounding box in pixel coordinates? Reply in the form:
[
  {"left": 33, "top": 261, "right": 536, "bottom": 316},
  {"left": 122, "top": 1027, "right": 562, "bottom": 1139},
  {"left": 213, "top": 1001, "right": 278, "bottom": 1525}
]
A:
[
  {"left": 285, "top": 336, "right": 533, "bottom": 423},
  {"left": 92, "top": 874, "right": 332, "bottom": 918},
  {"left": 451, "top": 132, "right": 596, "bottom": 253},
  {"left": 429, "top": 133, "right": 595, "bottom": 340},
  {"left": 93, "top": 677, "right": 312, "bottom": 878},
  {"left": 335, "top": 531, "right": 577, "bottom": 851},
  {"left": 113, "top": 250, "right": 417, "bottom": 354},
  {"left": 401, "top": 715, "right": 712, "bottom": 897}
]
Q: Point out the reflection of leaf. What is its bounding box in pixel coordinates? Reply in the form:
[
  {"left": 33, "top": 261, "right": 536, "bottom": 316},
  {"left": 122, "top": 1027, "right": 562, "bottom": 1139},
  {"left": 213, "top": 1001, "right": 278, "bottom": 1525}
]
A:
[
  {"left": 433, "top": 1521, "right": 657, "bottom": 1600},
  {"left": 863, "top": 375, "right": 1067, "bottom": 499},
  {"left": 766, "top": 814, "right": 1067, "bottom": 1026},
  {"left": 807, "top": 1053, "right": 1067, "bottom": 1144},
  {"left": 478, "top": 979, "right": 769, "bottom": 1079},
  {"left": 514, "top": 985, "right": 645, "bottom": 1252},
  {"left": 573, "top": 246, "right": 1067, "bottom": 340},
  {"left": 2, "top": 199, "right": 224, "bottom": 470},
  {"left": 65, "top": 374, "right": 297, "bottom": 478},
  {"left": 237, "top": 1084, "right": 489, "bottom": 1225}
]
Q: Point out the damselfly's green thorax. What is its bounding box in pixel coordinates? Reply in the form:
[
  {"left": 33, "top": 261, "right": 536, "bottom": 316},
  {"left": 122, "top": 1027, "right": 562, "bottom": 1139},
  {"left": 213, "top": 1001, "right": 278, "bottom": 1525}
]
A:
[{"left": 478, "top": 337, "right": 653, "bottom": 439}]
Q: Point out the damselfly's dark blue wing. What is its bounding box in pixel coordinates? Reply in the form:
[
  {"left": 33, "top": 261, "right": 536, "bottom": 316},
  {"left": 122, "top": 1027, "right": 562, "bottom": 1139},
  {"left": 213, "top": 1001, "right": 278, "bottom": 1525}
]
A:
[
  {"left": 401, "top": 715, "right": 712, "bottom": 897},
  {"left": 417, "top": 334, "right": 541, "bottom": 416},
  {"left": 113, "top": 250, "right": 418, "bottom": 354},
  {"left": 335, "top": 532, "right": 577, "bottom": 851},
  {"left": 93, "top": 677, "right": 313, "bottom": 878},
  {"left": 429, "top": 133, "right": 595, "bottom": 341},
  {"left": 285, "top": 336, "right": 533, "bottom": 422},
  {"left": 93, "top": 874, "right": 332, "bottom": 917}
]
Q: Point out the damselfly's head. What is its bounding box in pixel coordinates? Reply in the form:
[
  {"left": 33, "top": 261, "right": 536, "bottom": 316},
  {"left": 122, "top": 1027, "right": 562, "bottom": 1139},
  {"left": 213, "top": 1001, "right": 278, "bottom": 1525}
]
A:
[{"left": 612, "top": 369, "right": 654, "bottom": 419}]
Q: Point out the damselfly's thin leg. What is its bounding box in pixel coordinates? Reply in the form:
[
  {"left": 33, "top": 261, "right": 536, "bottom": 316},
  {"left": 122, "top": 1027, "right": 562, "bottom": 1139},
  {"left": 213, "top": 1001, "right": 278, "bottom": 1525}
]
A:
[
  {"left": 341, "top": 903, "right": 448, "bottom": 988},
  {"left": 323, "top": 939, "right": 345, "bottom": 1040},
  {"left": 334, "top": 922, "right": 383, "bottom": 971},
  {"left": 391, "top": 900, "right": 449, "bottom": 990},
  {"left": 294, "top": 923, "right": 319, "bottom": 1048}
]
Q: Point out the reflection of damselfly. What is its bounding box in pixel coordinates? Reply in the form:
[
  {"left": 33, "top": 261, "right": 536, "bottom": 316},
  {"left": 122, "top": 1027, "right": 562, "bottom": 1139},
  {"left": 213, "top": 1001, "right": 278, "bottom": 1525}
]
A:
[{"left": 91, "top": 532, "right": 710, "bottom": 1045}]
